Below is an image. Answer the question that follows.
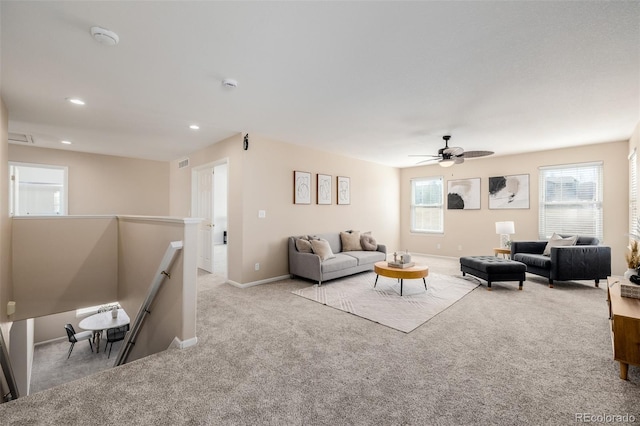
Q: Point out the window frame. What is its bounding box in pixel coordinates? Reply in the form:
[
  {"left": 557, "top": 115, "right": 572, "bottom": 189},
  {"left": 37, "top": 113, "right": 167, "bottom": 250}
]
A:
[
  {"left": 630, "top": 149, "right": 638, "bottom": 238},
  {"left": 538, "top": 161, "right": 604, "bottom": 240},
  {"left": 410, "top": 176, "right": 444, "bottom": 234},
  {"left": 9, "top": 161, "right": 69, "bottom": 217}
]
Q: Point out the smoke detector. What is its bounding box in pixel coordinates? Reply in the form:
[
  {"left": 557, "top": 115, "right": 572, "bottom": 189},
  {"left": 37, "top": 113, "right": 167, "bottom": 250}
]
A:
[
  {"left": 90, "top": 26, "right": 119, "bottom": 46},
  {"left": 222, "top": 78, "right": 238, "bottom": 88}
]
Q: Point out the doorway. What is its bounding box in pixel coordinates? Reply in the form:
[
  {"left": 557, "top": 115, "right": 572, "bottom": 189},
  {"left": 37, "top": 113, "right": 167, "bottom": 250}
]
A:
[{"left": 192, "top": 160, "right": 228, "bottom": 278}]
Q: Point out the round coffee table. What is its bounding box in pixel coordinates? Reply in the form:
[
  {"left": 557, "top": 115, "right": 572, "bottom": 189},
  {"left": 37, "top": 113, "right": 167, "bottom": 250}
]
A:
[{"left": 374, "top": 261, "right": 429, "bottom": 296}]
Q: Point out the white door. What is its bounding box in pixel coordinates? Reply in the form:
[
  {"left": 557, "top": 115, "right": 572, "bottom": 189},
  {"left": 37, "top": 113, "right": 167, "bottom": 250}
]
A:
[{"left": 195, "top": 167, "right": 214, "bottom": 272}]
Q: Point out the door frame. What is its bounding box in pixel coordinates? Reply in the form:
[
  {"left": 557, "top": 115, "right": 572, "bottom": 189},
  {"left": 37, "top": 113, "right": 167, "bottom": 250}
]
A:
[{"left": 191, "top": 158, "right": 229, "bottom": 277}]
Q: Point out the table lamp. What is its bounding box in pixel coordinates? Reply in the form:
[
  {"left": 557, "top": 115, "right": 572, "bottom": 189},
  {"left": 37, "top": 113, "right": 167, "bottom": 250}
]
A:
[{"left": 495, "top": 221, "right": 515, "bottom": 248}]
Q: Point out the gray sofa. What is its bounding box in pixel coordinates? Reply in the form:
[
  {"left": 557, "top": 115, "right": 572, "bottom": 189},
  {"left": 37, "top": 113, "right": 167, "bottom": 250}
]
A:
[{"left": 288, "top": 232, "right": 386, "bottom": 285}]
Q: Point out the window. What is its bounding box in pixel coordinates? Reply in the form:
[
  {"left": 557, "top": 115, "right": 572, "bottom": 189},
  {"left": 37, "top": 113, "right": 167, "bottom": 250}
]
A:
[
  {"left": 630, "top": 149, "right": 638, "bottom": 237},
  {"left": 411, "top": 176, "right": 444, "bottom": 233},
  {"left": 538, "top": 162, "right": 603, "bottom": 240},
  {"left": 9, "top": 162, "right": 68, "bottom": 216}
]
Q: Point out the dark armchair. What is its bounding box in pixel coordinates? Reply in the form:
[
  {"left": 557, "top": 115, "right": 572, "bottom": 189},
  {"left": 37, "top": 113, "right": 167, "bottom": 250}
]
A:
[{"left": 511, "top": 235, "right": 611, "bottom": 288}]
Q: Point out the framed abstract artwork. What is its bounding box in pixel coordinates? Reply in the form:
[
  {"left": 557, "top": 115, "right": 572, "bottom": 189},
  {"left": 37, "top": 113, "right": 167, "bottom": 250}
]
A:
[
  {"left": 294, "top": 171, "right": 311, "bottom": 204},
  {"left": 447, "top": 178, "right": 481, "bottom": 210},
  {"left": 488, "top": 174, "right": 530, "bottom": 209},
  {"left": 317, "top": 174, "right": 332, "bottom": 205},
  {"left": 337, "top": 176, "right": 350, "bottom": 205}
]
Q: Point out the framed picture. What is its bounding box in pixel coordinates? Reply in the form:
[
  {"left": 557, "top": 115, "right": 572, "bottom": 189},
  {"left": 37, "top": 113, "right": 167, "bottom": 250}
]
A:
[
  {"left": 489, "top": 174, "right": 530, "bottom": 209},
  {"left": 293, "top": 171, "right": 311, "bottom": 204},
  {"left": 317, "top": 174, "right": 332, "bottom": 205},
  {"left": 337, "top": 176, "right": 350, "bottom": 205},
  {"left": 447, "top": 178, "right": 481, "bottom": 210}
]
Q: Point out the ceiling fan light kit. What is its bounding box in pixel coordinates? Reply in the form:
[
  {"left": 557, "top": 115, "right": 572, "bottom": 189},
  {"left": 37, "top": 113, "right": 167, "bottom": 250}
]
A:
[{"left": 410, "top": 135, "right": 495, "bottom": 167}]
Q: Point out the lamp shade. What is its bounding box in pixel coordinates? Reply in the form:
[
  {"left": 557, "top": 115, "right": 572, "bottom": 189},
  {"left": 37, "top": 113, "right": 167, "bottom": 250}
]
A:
[{"left": 495, "top": 221, "right": 515, "bottom": 235}]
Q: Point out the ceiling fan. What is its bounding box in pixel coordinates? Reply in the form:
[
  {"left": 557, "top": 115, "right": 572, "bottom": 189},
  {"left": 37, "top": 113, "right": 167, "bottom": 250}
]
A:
[{"left": 410, "top": 135, "right": 494, "bottom": 167}]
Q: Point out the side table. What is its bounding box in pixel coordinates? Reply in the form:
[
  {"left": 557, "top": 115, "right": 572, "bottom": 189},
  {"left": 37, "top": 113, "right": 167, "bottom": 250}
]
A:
[
  {"left": 607, "top": 276, "right": 640, "bottom": 380},
  {"left": 493, "top": 247, "right": 511, "bottom": 259}
]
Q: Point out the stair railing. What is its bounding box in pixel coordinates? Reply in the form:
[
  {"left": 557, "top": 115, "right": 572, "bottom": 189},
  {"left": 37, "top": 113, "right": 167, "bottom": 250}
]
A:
[
  {"left": 0, "top": 326, "right": 19, "bottom": 402},
  {"left": 114, "top": 240, "right": 183, "bottom": 367}
]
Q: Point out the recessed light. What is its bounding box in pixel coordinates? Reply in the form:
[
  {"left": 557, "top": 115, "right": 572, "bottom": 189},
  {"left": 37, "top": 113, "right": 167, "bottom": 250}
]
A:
[
  {"left": 222, "top": 78, "right": 238, "bottom": 88},
  {"left": 61, "top": 140, "right": 72, "bottom": 145},
  {"left": 67, "top": 98, "right": 85, "bottom": 105},
  {"left": 189, "top": 124, "right": 200, "bottom": 130}
]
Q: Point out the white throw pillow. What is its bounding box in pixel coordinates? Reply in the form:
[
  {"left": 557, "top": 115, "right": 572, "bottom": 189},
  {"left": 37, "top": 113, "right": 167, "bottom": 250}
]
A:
[
  {"left": 543, "top": 233, "right": 578, "bottom": 256},
  {"left": 340, "top": 231, "right": 362, "bottom": 251},
  {"left": 295, "top": 237, "right": 313, "bottom": 253},
  {"left": 310, "top": 238, "right": 336, "bottom": 261},
  {"left": 360, "top": 231, "right": 378, "bottom": 251}
]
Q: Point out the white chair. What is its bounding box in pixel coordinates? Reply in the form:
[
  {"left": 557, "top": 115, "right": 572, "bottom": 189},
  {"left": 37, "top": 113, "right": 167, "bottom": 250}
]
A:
[{"left": 64, "top": 324, "right": 93, "bottom": 358}]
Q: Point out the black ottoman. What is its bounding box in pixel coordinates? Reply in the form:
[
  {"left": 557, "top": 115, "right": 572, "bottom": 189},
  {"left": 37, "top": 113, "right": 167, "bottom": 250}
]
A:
[{"left": 460, "top": 256, "right": 527, "bottom": 291}]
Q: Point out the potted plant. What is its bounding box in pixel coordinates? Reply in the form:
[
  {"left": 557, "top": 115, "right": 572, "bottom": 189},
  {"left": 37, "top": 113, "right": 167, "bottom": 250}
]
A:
[{"left": 625, "top": 240, "right": 640, "bottom": 279}]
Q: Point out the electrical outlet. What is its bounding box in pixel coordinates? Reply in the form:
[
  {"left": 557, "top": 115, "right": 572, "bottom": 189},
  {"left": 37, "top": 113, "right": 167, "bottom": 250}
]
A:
[
  {"left": 255, "top": 263, "right": 260, "bottom": 271},
  {"left": 436, "top": 243, "right": 441, "bottom": 250},
  {"left": 458, "top": 245, "right": 463, "bottom": 251},
  {"left": 258, "top": 210, "right": 266, "bottom": 218}
]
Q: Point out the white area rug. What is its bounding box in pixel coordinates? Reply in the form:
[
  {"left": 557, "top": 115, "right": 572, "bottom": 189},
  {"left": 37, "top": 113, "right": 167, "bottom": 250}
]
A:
[{"left": 292, "top": 271, "right": 479, "bottom": 333}]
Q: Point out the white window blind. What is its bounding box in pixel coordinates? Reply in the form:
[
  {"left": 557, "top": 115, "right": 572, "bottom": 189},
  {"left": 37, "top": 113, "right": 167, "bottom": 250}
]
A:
[
  {"left": 630, "top": 149, "right": 638, "bottom": 237},
  {"left": 538, "top": 162, "right": 603, "bottom": 240},
  {"left": 411, "top": 176, "right": 443, "bottom": 233}
]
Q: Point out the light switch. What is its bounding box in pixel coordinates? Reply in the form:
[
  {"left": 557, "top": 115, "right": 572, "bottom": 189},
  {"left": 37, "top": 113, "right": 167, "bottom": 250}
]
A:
[{"left": 258, "top": 210, "right": 266, "bottom": 218}]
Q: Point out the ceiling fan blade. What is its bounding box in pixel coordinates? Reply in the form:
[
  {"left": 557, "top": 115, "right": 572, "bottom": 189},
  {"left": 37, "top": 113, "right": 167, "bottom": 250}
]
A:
[
  {"left": 454, "top": 156, "right": 465, "bottom": 164},
  {"left": 461, "top": 150, "right": 494, "bottom": 158},
  {"left": 443, "top": 147, "right": 464, "bottom": 156},
  {"left": 416, "top": 158, "right": 440, "bottom": 165},
  {"left": 408, "top": 154, "right": 441, "bottom": 158}
]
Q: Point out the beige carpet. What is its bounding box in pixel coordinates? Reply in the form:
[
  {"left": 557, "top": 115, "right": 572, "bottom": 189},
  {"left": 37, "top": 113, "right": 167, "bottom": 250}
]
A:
[{"left": 292, "top": 271, "right": 479, "bottom": 332}]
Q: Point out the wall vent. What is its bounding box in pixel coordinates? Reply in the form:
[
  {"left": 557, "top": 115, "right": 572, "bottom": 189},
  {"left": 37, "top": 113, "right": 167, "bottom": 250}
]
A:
[
  {"left": 177, "top": 158, "right": 190, "bottom": 169},
  {"left": 8, "top": 133, "right": 34, "bottom": 144}
]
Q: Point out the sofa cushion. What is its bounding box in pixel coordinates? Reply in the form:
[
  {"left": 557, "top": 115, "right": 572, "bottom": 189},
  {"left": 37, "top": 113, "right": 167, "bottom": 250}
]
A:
[
  {"left": 344, "top": 250, "right": 385, "bottom": 266},
  {"left": 312, "top": 233, "right": 342, "bottom": 254},
  {"left": 543, "top": 233, "right": 577, "bottom": 256},
  {"left": 360, "top": 232, "right": 378, "bottom": 251},
  {"left": 321, "top": 254, "right": 358, "bottom": 273},
  {"left": 513, "top": 253, "right": 552, "bottom": 269},
  {"left": 340, "top": 231, "right": 363, "bottom": 251},
  {"left": 310, "top": 238, "right": 336, "bottom": 261},
  {"left": 295, "top": 237, "right": 313, "bottom": 253}
]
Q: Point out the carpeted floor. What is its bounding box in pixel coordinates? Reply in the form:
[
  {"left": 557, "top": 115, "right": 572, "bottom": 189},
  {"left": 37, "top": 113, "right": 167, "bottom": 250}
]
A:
[
  {"left": 1, "top": 254, "right": 639, "bottom": 425},
  {"left": 30, "top": 334, "right": 122, "bottom": 394}
]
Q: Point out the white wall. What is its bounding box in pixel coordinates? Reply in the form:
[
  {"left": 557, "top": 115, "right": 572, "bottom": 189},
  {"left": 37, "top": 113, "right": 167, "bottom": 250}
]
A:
[
  {"left": 170, "top": 134, "right": 400, "bottom": 285},
  {"left": 9, "top": 319, "right": 33, "bottom": 396},
  {"left": 400, "top": 140, "right": 629, "bottom": 275}
]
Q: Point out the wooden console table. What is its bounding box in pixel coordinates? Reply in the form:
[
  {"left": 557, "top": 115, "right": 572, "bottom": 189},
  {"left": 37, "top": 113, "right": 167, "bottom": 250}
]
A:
[{"left": 607, "top": 277, "right": 640, "bottom": 380}]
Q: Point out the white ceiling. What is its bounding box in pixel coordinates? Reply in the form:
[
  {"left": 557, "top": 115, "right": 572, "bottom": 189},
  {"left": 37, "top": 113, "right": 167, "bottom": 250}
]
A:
[{"left": 1, "top": 1, "right": 638, "bottom": 168}]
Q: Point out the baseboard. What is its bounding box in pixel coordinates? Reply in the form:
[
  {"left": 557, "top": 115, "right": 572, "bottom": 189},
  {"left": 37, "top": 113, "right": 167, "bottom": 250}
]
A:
[
  {"left": 409, "top": 252, "right": 460, "bottom": 261},
  {"left": 35, "top": 336, "right": 66, "bottom": 347},
  {"left": 169, "top": 336, "right": 198, "bottom": 350},
  {"left": 227, "top": 274, "right": 291, "bottom": 289}
]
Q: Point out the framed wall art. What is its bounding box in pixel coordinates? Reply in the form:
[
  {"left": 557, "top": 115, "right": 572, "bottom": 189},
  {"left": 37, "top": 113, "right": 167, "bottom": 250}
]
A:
[
  {"left": 447, "top": 178, "right": 481, "bottom": 210},
  {"left": 317, "top": 174, "right": 332, "bottom": 205},
  {"left": 293, "top": 171, "right": 311, "bottom": 204},
  {"left": 337, "top": 176, "right": 350, "bottom": 205},
  {"left": 488, "top": 174, "right": 530, "bottom": 209}
]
